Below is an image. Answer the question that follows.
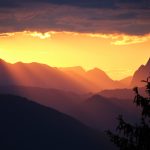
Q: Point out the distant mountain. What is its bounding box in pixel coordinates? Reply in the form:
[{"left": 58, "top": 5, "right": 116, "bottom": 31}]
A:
[
  {"left": 131, "top": 58, "right": 150, "bottom": 87},
  {"left": 0, "top": 94, "right": 116, "bottom": 150},
  {"left": 0, "top": 86, "right": 144, "bottom": 131},
  {"left": 0, "top": 59, "right": 88, "bottom": 93},
  {"left": 61, "top": 67, "right": 126, "bottom": 92},
  {"left": 0, "top": 59, "right": 128, "bottom": 93},
  {"left": 99, "top": 88, "right": 135, "bottom": 100},
  {"left": 119, "top": 76, "right": 132, "bottom": 87},
  {"left": 86, "top": 68, "right": 124, "bottom": 90},
  {"left": 60, "top": 66, "right": 85, "bottom": 74},
  {"left": 60, "top": 66, "right": 98, "bottom": 92},
  {"left": 0, "top": 86, "right": 84, "bottom": 116},
  {"left": 0, "top": 85, "right": 139, "bottom": 131},
  {"left": 99, "top": 87, "right": 145, "bottom": 100},
  {"left": 82, "top": 94, "right": 139, "bottom": 130}
]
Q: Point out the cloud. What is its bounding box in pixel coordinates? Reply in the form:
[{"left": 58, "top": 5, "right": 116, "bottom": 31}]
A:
[
  {"left": 0, "top": 29, "right": 150, "bottom": 45},
  {"left": 86, "top": 33, "right": 150, "bottom": 45},
  {"left": 25, "top": 31, "right": 51, "bottom": 39},
  {"left": 111, "top": 34, "right": 150, "bottom": 45},
  {"left": 0, "top": 1, "right": 149, "bottom": 35},
  {"left": 0, "top": 32, "right": 15, "bottom": 37},
  {"left": 0, "top": 0, "right": 149, "bottom": 9}
]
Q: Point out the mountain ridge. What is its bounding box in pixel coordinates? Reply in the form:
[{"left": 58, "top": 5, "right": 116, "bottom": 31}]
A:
[
  {"left": 0, "top": 58, "right": 129, "bottom": 92},
  {"left": 0, "top": 94, "right": 117, "bottom": 150},
  {"left": 131, "top": 58, "right": 150, "bottom": 87}
]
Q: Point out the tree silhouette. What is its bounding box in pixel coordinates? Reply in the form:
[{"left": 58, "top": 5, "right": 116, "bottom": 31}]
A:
[{"left": 106, "top": 77, "right": 150, "bottom": 150}]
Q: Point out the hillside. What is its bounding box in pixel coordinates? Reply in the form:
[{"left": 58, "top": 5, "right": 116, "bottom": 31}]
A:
[
  {"left": 0, "top": 59, "right": 127, "bottom": 93},
  {"left": 81, "top": 94, "right": 139, "bottom": 130},
  {"left": 0, "top": 94, "right": 116, "bottom": 150},
  {"left": 0, "top": 85, "right": 140, "bottom": 131}
]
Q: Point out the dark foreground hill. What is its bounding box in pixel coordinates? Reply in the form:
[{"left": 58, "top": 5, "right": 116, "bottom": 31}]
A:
[
  {"left": 0, "top": 86, "right": 139, "bottom": 131},
  {"left": 0, "top": 86, "right": 84, "bottom": 115},
  {"left": 0, "top": 94, "right": 116, "bottom": 150}
]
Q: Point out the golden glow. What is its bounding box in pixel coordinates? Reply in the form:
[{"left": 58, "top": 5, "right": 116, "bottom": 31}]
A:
[
  {"left": 0, "top": 31, "right": 150, "bottom": 80},
  {"left": 25, "top": 31, "right": 52, "bottom": 39},
  {"left": 87, "top": 33, "right": 150, "bottom": 45}
]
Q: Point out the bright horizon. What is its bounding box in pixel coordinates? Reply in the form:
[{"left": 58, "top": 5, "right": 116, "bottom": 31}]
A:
[
  {"left": 0, "top": 31, "right": 150, "bottom": 80},
  {"left": 0, "top": 1, "right": 150, "bottom": 80}
]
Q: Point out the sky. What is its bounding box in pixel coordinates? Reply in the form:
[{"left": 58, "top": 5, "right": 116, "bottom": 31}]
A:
[{"left": 0, "top": 0, "right": 150, "bottom": 80}]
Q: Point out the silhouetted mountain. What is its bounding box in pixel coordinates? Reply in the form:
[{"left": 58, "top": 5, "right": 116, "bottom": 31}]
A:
[
  {"left": 82, "top": 94, "right": 139, "bottom": 130},
  {"left": 0, "top": 60, "right": 88, "bottom": 93},
  {"left": 60, "top": 66, "right": 85, "bottom": 74},
  {"left": 131, "top": 58, "right": 150, "bottom": 87},
  {"left": 0, "top": 60, "right": 113, "bottom": 92},
  {"left": 86, "top": 68, "right": 124, "bottom": 90},
  {"left": 61, "top": 67, "right": 126, "bottom": 92},
  {"left": 60, "top": 66, "right": 98, "bottom": 92},
  {"left": 0, "top": 94, "right": 116, "bottom": 150},
  {"left": 99, "top": 88, "right": 145, "bottom": 100},
  {"left": 0, "top": 85, "right": 139, "bottom": 132},
  {"left": 0, "top": 59, "right": 128, "bottom": 93},
  {"left": 99, "top": 88, "right": 135, "bottom": 100},
  {"left": 0, "top": 86, "right": 85, "bottom": 116}
]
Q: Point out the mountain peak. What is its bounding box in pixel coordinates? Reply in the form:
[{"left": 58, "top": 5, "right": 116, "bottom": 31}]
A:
[
  {"left": 93, "top": 67, "right": 101, "bottom": 71},
  {"left": 146, "top": 57, "right": 150, "bottom": 66},
  {"left": 131, "top": 58, "right": 150, "bottom": 87},
  {"left": 60, "top": 66, "right": 85, "bottom": 73},
  {"left": 88, "top": 68, "right": 107, "bottom": 76},
  {"left": 68, "top": 66, "right": 85, "bottom": 71},
  {"left": 89, "top": 67, "right": 104, "bottom": 73},
  {"left": 0, "top": 58, "right": 6, "bottom": 63}
]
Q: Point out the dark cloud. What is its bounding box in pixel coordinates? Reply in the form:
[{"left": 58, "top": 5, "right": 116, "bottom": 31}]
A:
[
  {"left": 0, "top": 0, "right": 149, "bottom": 9},
  {"left": 0, "top": 0, "right": 19, "bottom": 8},
  {"left": 0, "top": 0, "right": 149, "bottom": 35},
  {"left": 113, "top": 12, "right": 138, "bottom": 20}
]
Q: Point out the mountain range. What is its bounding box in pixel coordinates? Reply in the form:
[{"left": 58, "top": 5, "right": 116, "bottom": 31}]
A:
[
  {"left": 0, "top": 58, "right": 149, "bottom": 129},
  {"left": 0, "top": 85, "right": 140, "bottom": 131},
  {"left": 1, "top": 58, "right": 149, "bottom": 93},
  {"left": 0, "top": 59, "right": 132, "bottom": 93},
  {"left": 0, "top": 94, "right": 117, "bottom": 150},
  {"left": 0, "top": 86, "right": 84, "bottom": 116}
]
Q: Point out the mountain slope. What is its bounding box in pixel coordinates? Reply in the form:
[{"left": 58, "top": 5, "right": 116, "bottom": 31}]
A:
[
  {"left": 99, "top": 88, "right": 145, "bottom": 100},
  {"left": 0, "top": 94, "right": 116, "bottom": 150},
  {"left": 0, "top": 59, "right": 127, "bottom": 93},
  {"left": 86, "top": 68, "right": 124, "bottom": 90},
  {"left": 82, "top": 94, "right": 139, "bottom": 130},
  {"left": 131, "top": 58, "right": 150, "bottom": 87},
  {"left": 119, "top": 76, "right": 132, "bottom": 87},
  {"left": 0, "top": 86, "right": 84, "bottom": 116},
  {"left": 61, "top": 67, "right": 125, "bottom": 91},
  {"left": 0, "top": 59, "right": 88, "bottom": 93},
  {"left": 0, "top": 85, "right": 140, "bottom": 131}
]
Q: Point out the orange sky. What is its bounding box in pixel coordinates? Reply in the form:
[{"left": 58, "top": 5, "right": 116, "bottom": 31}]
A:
[{"left": 0, "top": 31, "right": 150, "bottom": 80}]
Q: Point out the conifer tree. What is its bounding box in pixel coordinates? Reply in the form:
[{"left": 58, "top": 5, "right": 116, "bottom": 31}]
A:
[{"left": 106, "top": 77, "right": 150, "bottom": 150}]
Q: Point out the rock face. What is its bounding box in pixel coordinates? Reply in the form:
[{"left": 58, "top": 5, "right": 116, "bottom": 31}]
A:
[{"left": 131, "top": 58, "right": 150, "bottom": 87}]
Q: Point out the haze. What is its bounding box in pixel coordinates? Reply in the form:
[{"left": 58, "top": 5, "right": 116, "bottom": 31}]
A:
[
  {"left": 0, "top": 0, "right": 150, "bottom": 80},
  {"left": 0, "top": 31, "right": 150, "bottom": 80}
]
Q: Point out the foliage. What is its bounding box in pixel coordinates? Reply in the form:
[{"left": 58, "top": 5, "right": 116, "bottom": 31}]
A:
[{"left": 106, "top": 77, "right": 150, "bottom": 150}]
